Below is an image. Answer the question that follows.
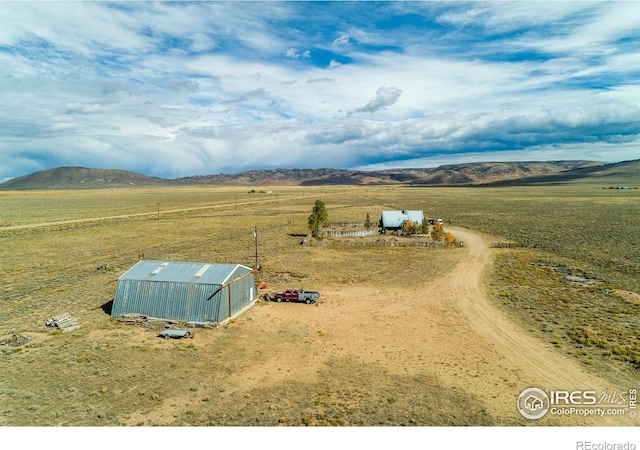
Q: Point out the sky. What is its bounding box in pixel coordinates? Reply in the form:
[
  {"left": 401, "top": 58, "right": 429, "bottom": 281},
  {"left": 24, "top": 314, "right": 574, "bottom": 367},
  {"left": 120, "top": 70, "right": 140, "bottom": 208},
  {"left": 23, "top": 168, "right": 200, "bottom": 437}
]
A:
[{"left": 1, "top": 1, "right": 639, "bottom": 180}]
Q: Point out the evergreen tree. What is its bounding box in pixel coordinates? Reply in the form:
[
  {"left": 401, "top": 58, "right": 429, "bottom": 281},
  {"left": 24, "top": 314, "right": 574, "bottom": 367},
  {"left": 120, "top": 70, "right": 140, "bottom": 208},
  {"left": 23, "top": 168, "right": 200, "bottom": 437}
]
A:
[
  {"left": 308, "top": 200, "right": 329, "bottom": 236},
  {"left": 420, "top": 218, "right": 429, "bottom": 234},
  {"left": 364, "top": 213, "right": 373, "bottom": 230}
]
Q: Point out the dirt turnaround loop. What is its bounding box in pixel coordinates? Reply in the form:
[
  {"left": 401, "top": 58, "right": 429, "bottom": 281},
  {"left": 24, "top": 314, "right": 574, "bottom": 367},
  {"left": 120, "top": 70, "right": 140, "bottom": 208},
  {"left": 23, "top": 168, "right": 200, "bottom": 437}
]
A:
[
  {"left": 125, "top": 226, "right": 635, "bottom": 426},
  {"left": 243, "top": 226, "right": 634, "bottom": 426}
]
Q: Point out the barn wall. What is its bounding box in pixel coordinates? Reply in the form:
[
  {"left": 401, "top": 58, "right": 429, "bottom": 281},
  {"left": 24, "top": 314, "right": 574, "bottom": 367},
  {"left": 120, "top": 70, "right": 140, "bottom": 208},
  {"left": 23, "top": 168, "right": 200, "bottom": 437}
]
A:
[
  {"left": 217, "top": 285, "right": 230, "bottom": 323},
  {"left": 112, "top": 263, "right": 256, "bottom": 324},
  {"left": 113, "top": 279, "right": 224, "bottom": 322},
  {"left": 229, "top": 272, "right": 255, "bottom": 316}
]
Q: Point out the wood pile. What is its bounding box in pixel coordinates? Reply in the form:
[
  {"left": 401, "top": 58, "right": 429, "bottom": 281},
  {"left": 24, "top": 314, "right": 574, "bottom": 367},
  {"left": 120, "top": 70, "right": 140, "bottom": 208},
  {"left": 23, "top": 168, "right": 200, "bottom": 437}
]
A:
[
  {"left": 117, "top": 313, "right": 149, "bottom": 325},
  {"left": 185, "top": 321, "right": 216, "bottom": 329},
  {"left": 1, "top": 333, "right": 32, "bottom": 347},
  {"left": 46, "top": 312, "right": 80, "bottom": 333},
  {"left": 116, "top": 314, "right": 215, "bottom": 329},
  {"left": 144, "top": 317, "right": 179, "bottom": 331}
]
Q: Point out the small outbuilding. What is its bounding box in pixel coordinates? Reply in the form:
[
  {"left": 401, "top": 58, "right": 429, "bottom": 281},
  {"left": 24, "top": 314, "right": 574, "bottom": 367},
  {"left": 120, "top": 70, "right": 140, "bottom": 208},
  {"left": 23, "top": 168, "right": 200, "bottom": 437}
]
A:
[
  {"left": 379, "top": 210, "right": 425, "bottom": 233},
  {"left": 111, "top": 260, "right": 256, "bottom": 324}
]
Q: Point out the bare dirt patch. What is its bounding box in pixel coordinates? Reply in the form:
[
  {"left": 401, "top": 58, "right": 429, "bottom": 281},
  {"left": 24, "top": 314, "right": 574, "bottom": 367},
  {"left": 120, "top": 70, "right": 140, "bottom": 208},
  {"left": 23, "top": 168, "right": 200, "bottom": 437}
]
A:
[
  {"left": 1, "top": 187, "right": 636, "bottom": 426},
  {"left": 122, "top": 227, "right": 635, "bottom": 426},
  {"left": 614, "top": 289, "right": 640, "bottom": 306}
]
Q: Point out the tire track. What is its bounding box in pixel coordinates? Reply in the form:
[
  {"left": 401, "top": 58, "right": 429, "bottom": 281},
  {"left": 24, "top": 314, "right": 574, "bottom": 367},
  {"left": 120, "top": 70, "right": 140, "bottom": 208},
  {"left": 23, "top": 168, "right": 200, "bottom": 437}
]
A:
[{"left": 445, "top": 227, "right": 635, "bottom": 426}]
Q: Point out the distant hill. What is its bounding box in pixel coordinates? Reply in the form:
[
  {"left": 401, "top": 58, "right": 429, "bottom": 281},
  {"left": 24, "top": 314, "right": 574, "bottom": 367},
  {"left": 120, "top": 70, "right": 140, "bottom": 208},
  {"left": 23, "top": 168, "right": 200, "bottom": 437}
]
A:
[
  {"left": 483, "top": 159, "right": 640, "bottom": 186},
  {"left": 0, "top": 167, "right": 169, "bottom": 190},
  {"left": 174, "top": 161, "right": 602, "bottom": 186},
  {"left": 2, "top": 160, "right": 635, "bottom": 190}
]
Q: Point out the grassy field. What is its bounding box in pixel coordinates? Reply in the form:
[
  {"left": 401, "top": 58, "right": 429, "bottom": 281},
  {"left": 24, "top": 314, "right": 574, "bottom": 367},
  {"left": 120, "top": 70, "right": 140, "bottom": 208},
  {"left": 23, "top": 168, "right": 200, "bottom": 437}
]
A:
[
  {"left": 365, "top": 184, "right": 640, "bottom": 375},
  {"left": 0, "top": 183, "right": 638, "bottom": 426}
]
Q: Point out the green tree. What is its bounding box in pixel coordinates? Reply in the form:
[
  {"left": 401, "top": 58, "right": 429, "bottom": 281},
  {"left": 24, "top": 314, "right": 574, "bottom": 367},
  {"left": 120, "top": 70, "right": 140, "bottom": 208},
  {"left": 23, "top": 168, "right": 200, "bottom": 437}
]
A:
[
  {"left": 364, "top": 213, "right": 373, "bottom": 230},
  {"left": 308, "top": 200, "right": 329, "bottom": 237},
  {"left": 420, "top": 218, "right": 429, "bottom": 234}
]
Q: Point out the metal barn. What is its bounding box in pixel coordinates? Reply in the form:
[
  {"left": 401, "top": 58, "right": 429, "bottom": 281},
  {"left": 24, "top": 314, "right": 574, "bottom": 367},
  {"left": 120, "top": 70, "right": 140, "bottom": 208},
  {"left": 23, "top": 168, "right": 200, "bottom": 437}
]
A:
[
  {"left": 379, "top": 210, "right": 425, "bottom": 232},
  {"left": 111, "top": 260, "right": 256, "bottom": 324}
]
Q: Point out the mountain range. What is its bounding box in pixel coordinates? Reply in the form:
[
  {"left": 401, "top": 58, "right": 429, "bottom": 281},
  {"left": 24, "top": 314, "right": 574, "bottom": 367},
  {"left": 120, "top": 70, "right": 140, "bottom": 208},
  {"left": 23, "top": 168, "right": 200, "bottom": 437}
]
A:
[{"left": 0, "top": 160, "right": 638, "bottom": 190}]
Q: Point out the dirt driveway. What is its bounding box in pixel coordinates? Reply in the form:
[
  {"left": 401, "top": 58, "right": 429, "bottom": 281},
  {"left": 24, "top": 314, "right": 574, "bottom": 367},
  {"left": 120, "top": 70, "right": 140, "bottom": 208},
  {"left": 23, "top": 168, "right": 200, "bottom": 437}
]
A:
[
  {"left": 125, "top": 226, "right": 635, "bottom": 426},
  {"left": 234, "top": 226, "right": 635, "bottom": 426}
]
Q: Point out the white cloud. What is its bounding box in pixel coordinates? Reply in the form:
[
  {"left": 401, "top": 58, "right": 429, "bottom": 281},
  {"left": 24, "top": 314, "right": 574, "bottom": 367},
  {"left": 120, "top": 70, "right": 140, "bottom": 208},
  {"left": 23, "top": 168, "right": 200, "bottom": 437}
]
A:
[
  {"left": 0, "top": 2, "right": 151, "bottom": 54},
  {"left": 65, "top": 102, "right": 107, "bottom": 115},
  {"left": 0, "top": 1, "right": 639, "bottom": 181},
  {"left": 350, "top": 86, "right": 402, "bottom": 115},
  {"left": 524, "top": 3, "right": 640, "bottom": 55},
  {"left": 332, "top": 33, "right": 350, "bottom": 47},
  {"left": 285, "top": 48, "right": 311, "bottom": 59},
  {"left": 437, "top": 2, "right": 592, "bottom": 33},
  {"left": 355, "top": 142, "right": 640, "bottom": 172},
  {"left": 188, "top": 32, "right": 217, "bottom": 52}
]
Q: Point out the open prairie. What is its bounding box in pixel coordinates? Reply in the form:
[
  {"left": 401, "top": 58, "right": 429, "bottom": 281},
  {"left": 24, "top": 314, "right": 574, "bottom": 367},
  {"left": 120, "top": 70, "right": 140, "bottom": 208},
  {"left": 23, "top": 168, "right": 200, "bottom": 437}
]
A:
[{"left": 0, "top": 184, "right": 638, "bottom": 426}]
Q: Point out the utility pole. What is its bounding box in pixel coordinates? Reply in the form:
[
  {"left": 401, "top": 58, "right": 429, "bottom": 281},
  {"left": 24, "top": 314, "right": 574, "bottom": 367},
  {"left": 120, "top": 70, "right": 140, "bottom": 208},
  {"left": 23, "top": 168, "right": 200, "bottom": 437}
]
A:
[
  {"left": 156, "top": 203, "right": 160, "bottom": 221},
  {"left": 254, "top": 226, "right": 260, "bottom": 270}
]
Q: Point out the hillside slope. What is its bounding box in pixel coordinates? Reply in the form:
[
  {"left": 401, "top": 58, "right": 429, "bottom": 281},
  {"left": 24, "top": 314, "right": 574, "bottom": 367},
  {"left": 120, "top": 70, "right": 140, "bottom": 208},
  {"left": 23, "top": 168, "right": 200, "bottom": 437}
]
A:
[
  {"left": 2, "top": 160, "right": 630, "bottom": 190},
  {"left": 484, "top": 159, "right": 640, "bottom": 186},
  {"left": 0, "top": 167, "right": 170, "bottom": 190},
  {"left": 174, "top": 161, "right": 601, "bottom": 186}
]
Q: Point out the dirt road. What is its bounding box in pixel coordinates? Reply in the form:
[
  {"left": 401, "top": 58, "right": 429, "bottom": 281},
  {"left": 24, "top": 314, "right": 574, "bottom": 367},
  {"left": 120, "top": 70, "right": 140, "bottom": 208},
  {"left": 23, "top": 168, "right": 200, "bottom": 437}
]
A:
[
  {"left": 240, "top": 226, "right": 635, "bottom": 425},
  {"left": 438, "top": 227, "right": 635, "bottom": 425},
  {"left": 125, "top": 226, "right": 635, "bottom": 426},
  {"left": 0, "top": 194, "right": 305, "bottom": 231}
]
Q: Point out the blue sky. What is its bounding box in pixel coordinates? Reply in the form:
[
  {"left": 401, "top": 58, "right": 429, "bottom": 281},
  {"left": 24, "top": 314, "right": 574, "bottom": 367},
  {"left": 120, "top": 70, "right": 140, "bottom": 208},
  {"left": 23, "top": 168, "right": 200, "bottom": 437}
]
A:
[{"left": 1, "top": 1, "right": 639, "bottom": 180}]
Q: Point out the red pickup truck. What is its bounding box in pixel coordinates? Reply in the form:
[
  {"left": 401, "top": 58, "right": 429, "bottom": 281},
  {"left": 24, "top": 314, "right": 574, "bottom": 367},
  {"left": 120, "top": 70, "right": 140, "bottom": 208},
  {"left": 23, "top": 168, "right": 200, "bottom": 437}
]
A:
[{"left": 273, "top": 288, "right": 320, "bottom": 304}]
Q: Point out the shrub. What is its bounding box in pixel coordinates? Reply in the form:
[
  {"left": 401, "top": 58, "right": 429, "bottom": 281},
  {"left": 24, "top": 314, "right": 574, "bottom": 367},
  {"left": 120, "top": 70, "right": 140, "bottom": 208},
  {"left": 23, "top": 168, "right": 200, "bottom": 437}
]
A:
[{"left": 431, "top": 223, "right": 444, "bottom": 241}]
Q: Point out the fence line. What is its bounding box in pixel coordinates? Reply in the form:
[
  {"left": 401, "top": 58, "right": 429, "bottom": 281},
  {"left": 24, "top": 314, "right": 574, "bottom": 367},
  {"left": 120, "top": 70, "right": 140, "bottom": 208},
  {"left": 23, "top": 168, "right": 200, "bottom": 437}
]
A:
[
  {"left": 307, "top": 239, "right": 454, "bottom": 248},
  {"left": 323, "top": 229, "right": 378, "bottom": 238},
  {"left": 329, "top": 222, "right": 366, "bottom": 227}
]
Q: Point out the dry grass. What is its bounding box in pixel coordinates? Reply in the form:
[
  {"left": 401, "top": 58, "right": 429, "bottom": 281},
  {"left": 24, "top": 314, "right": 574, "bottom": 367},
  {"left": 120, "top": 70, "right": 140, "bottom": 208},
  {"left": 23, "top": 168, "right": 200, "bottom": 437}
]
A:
[
  {"left": 0, "top": 186, "right": 465, "bottom": 426},
  {"left": 0, "top": 184, "right": 637, "bottom": 426},
  {"left": 490, "top": 249, "right": 640, "bottom": 375},
  {"left": 403, "top": 185, "right": 640, "bottom": 377}
]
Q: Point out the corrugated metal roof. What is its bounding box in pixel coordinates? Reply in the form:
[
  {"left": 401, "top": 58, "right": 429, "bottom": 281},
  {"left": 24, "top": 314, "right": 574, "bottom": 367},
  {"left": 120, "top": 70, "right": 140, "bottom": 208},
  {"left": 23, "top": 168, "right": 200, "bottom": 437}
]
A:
[
  {"left": 118, "top": 260, "right": 252, "bottom": 285},
  {"left": 112, "top": 260, "right": 256, "bottom": 323},
  {"left": 381, "top": 210, "right": 424, "bottom": 228}
]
